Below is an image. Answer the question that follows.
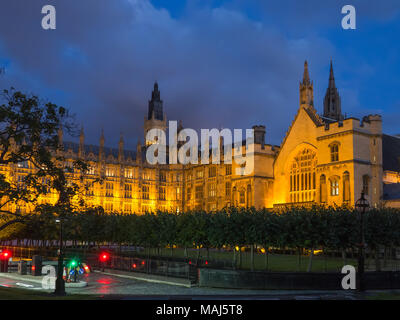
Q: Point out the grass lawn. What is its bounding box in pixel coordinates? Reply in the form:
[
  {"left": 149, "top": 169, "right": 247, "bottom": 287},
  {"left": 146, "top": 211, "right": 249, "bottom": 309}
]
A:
[
  {"left": 366, "top": 291, "right": 400, "bottom": 300},
  {"left": 0, "top": 286, "right": 100, "bottom": 300},
  {"left": 154, "top": 247, "right": 357, "bottom": 272}
]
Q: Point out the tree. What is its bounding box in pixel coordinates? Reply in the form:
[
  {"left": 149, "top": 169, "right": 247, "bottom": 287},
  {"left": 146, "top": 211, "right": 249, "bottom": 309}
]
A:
[{"left": 0, "top": 88, "right": 94, "bottom": 236}]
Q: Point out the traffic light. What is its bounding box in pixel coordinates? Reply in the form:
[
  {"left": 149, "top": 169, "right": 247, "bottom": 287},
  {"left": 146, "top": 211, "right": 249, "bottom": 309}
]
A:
[
  {"left": 0, "top": 250, "right": 11, "bottom": 260},
  {"left": 99, "top": 252, "right": 110, "bottom": 272},
  {"left": 69, "top": 259, "right": 78, "bottom": 268},
  {"left": 99, "top": 252, "right": 110, "bottom": 262},
  {"left": 0, "top": 250, "right": 11, "bottom": 273},
  {"left": 32, "top": 255, "right": 42, "bottom": 276}
]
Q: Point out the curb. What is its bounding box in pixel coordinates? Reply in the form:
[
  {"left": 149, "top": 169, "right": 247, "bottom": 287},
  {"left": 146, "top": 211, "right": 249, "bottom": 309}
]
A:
[
  {"left": 0, "top": 273, "right": 43, "bottom": 285},
  {"left": 94, "top": 270, "right": 194, "bottom": 288},
  {"left": 65, "top": 281, "right": 88, "bottom": 288},
  {"left": 0, "top": 273, "right": 87, "bottom": 288}
]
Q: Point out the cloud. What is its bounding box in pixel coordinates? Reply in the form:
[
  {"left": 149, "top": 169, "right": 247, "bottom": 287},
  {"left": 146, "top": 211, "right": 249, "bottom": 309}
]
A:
[{"left": 0, "top": 0, "right": 398, "bottom": 149}]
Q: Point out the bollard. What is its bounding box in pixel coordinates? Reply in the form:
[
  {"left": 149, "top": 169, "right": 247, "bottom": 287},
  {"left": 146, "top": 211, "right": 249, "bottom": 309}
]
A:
[
  {"left": 0, "top": 258, "right": 9, "bottom": 273},
  {"left": 18, "top": 260, "right": 27, "bottom": 275}
]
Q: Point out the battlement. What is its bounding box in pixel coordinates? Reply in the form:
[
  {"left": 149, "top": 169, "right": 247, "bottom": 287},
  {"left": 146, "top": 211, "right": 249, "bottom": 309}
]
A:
[{"left": 317, "top": 114, "right": 382, "bottom": 136}]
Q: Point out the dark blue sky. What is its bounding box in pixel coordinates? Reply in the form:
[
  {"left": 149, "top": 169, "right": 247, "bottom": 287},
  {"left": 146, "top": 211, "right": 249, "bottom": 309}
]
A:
[{"left": 0, "top": 0, "right": 399, "bottom": 150}]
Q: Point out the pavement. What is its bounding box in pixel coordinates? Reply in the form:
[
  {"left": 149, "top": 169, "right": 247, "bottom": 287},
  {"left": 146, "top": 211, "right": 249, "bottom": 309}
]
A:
[{"left": 0, "top": 270, "right": 370, "bottom": 299}]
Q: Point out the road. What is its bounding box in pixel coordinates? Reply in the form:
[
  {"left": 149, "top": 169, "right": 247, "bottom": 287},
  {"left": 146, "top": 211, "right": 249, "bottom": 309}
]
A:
[{"left": 0, "top": 271, "right": 361, "bottom": 299}]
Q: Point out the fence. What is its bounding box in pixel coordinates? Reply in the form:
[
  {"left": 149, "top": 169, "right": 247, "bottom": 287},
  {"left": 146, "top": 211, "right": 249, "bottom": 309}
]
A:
[
  {"left": 3, "top": 244, "right": 400, "bottom": 276},
  {"left": 86, "top": 254, "right": 198, "bottom": 283},
  {"left": 0, "top": 246, "right": 199, "bottom": 283}
]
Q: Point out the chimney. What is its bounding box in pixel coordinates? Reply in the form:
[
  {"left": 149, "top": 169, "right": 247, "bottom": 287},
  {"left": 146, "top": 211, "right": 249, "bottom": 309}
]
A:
[{"left": 252, "top": 125, "right": 266, "bottom": 149}]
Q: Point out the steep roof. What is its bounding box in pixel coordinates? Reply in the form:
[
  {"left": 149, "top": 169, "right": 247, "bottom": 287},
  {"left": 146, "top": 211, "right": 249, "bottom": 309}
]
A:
[
  {"left": 382, "top": 134, "right": 400, "bottom": 172},
  {"left": 63, "top": 141, "right": 137, "bottom": 160},
  {"left": 383, "top": 183, "right": 400, "bottom": 200}
]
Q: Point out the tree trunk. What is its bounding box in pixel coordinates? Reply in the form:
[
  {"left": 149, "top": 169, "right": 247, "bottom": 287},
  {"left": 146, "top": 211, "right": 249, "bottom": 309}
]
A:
[
  {"left": 184, "top": 247, "right": 188, "bottom": 258},
  {"left": 307, "top": 248, "right": 314, "bottom": 272},
  {"left": 264, "top": 245, "right": 269, "bottom": 271},
  {"left": 383, "top": 247, "right": 388, "bottom": 269},
  {"left": 196, "top": 247, "right": 201, "bottom": 262},
  {"left": 375, "top": 246, "right": 381, "bottom": 271},
  {"left": 250, "top": 244, "right": 255, "bottom": 271},
  {"left": 341, "top": 249, "right": 347, "bottom": 266},
  {"left": 297, "top": 248, "right": 302, "bottom": 271}
]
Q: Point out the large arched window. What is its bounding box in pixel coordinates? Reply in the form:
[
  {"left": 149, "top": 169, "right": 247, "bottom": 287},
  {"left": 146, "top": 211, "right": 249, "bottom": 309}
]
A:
[
  {"left": 330, "top": 176, "right": 340, "bottom": 196},
  {"left": 289, "top": 148, "right": 317, "bottom": 203}
]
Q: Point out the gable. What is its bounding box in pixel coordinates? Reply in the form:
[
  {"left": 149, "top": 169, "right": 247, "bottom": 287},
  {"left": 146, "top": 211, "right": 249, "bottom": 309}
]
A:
[
  {"left": 275, "top": 106, "right": 320, "bottom": 169},
  {"left": 383, "top": 134, "right": 400, "bottom": 172}
]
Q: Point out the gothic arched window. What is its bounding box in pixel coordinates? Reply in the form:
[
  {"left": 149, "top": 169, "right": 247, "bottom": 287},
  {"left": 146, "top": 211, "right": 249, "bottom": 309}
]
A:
[
  {"left": 330, "top": 143, "right": 339, "bottom": 162},
  {"left": 330, "top": 176, "right": 339, "bottom": 196},
  {"left": 247, "top": 185, "right": 252, "bottom": 208},
  {"left": 289, "top": 149, "right": 317, "bottom": 203},
  {"left": 343, "top": 171, "right": 350, "bottom": 203},
  {"left": 239, "top": 189, "right": 245, "bottom": 204}
]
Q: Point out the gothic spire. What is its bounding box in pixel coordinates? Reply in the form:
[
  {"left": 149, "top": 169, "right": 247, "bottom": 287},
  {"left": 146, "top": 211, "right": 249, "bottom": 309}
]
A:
[
  {"left": 299, "top": 61, "right": 314, "bottom": 108},
  {"left": 79, "top": 126, "right": 85, "bottom": 157},
  {"left": 302, "top": 60, "right": 311, "bottom": 85},
  {"left": 323, "top": 61, "right": 343, "bottom": 121},
  {"left": 118, "top": 132, "right": 124, "bottom": 161},
  {"left": 329, "top": 60, "right": 336, "bottom": 89},
  {"left": 99, "top": 128, "right": 105, "bottom": 161},
  {"left": 148, "top": 81, "right": 164, "bottom": 121}
]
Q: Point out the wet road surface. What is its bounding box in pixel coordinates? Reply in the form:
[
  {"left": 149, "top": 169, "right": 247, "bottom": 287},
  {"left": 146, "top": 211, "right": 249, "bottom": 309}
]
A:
[{"left": 0, "top": 272, "right": 360, "bottom": 300}]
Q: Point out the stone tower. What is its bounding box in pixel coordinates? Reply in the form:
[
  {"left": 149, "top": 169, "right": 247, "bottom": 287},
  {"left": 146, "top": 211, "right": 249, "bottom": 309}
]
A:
[
  {"left": 144, "top": 82, "right": 167, "bottom": 146},
  {"left": 323, "top": 61, "right": 343, "bottom": 121},
  {"left": 299, "top": 61, "right": 314, "bottom": 109}
]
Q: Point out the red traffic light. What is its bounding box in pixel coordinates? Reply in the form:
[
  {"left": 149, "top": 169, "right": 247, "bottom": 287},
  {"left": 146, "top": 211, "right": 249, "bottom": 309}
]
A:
[
  {"left": 0, "top": 250, "right": 11, "bottom": 260},
  {"left": 99, "top": 252, "right": 110, "bottom": 262}
]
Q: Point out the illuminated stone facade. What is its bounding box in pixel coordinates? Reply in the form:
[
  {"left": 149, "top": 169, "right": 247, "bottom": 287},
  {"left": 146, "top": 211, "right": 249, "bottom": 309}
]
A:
[{"left": 3, "top": 62, "right": 400, "bottom": 214}]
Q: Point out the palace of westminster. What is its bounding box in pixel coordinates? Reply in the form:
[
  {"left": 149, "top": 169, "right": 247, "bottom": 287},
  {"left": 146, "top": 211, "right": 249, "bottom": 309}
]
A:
[{"left": 6, "top": 62, "right": 400, "bottom": 214}]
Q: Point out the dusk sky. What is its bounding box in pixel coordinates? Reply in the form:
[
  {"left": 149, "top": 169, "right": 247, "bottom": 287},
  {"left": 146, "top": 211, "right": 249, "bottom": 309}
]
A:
[{"left": 0, "top": 0, "right": 399, "bottom": 150}]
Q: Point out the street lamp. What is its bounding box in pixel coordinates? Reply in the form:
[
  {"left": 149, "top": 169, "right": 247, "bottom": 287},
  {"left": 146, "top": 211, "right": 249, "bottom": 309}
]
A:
[
  {"left": 54, "top": 218, "right": 65, "bottom": 296},
  {"left": 355, "top": 192, "right": 369, "bottom": 292}
]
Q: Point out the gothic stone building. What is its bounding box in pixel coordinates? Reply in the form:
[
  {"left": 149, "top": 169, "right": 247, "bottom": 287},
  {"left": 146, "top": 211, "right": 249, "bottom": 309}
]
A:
[{"left": 5, "top": 62, "right": 400, "bottom": 214}]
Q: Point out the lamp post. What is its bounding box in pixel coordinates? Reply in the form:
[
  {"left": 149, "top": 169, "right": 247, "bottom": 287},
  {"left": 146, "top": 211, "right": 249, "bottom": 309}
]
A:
[
  {"left": 355, "top": 192, "right": 369, "bottom": 292},
  {"left": 54, "top": 218, "right": 65, "bottom": 296}
]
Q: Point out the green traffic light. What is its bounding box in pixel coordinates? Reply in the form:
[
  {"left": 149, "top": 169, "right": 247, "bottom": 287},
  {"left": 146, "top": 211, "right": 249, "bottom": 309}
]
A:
[{"left": 70, "top": 260, "right": 77, "bottom": 267}]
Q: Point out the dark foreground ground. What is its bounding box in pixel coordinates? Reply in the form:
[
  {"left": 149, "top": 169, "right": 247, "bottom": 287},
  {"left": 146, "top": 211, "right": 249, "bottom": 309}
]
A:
[{"left": 0, "top": 271, "right": 398, "bottom": 300}]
